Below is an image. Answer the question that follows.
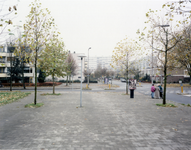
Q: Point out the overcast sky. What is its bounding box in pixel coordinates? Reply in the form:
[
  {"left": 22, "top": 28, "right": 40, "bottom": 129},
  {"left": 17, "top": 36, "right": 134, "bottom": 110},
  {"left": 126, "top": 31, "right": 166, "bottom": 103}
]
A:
[{"left": 13, "top": 0, "right": 169, "bottom": 57}]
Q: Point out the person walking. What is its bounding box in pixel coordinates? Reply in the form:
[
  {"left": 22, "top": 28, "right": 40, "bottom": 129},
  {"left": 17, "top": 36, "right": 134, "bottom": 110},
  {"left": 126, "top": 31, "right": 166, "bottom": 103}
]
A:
[
  {"left": 158, "top": 84, "right": 163, "bottom": 99},
  {"left": 151, "top": 84, "right": 155, "bottom": 99},
  {"left": 155, "top": 84, "right": 160, "bottom": 99}
]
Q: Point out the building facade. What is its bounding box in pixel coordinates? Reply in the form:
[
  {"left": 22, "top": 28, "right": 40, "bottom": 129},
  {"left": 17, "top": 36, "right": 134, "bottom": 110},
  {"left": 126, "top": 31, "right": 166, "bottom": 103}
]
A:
[
  {"left": 84, "top": 56, "right": 114, "bottom": 73},
  {"left": 0, "top": 45, "right": 36, "bottom": 83}
]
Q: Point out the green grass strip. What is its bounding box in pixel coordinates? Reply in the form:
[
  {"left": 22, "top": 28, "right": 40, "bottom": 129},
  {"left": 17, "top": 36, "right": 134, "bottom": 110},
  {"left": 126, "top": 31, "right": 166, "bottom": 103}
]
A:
[
  {"left": 25, "top": 103, "right": 44, "bottom": 108},
  {"left": 0, "top": 91, "right": 31, "bottom": 106},
  {"left": 40, "top": 93, "right": 61, "bottom": 96},
  {"left": 156, "top": 103, "right": 177, "bottom": 107},
  {"left": 181, "top": 103, "right": 191, "bottom": 107}
]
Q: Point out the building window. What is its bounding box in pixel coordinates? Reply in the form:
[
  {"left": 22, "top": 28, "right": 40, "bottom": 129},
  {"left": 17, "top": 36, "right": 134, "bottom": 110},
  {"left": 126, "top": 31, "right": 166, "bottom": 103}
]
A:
[
  {"left": 0, "top": 47, "right": 5, "bottom": 52},
  {"left": 0, "top": 68, "right": 5, "bottom": 73},
  {"left": 24, "top": 67, "right": 32, "bottom": 73},
  {"left": 0, "top": 57, "right": 5, "bottom": 63}
]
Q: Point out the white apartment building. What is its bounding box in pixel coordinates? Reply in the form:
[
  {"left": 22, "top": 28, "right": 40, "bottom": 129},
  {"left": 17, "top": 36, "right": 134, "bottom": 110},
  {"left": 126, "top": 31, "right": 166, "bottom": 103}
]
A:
[
  {"left": 70, "top": 52, "right": 86, "bottom": 80},
  {"left": 84, "top": 56, "right": 114, "bottom": 73},
  {"left": 0, "top": 45, "right": 36, "bottom": 83},
  {"left": 52, "top": 51, "right": 86, "bottom": 81}
]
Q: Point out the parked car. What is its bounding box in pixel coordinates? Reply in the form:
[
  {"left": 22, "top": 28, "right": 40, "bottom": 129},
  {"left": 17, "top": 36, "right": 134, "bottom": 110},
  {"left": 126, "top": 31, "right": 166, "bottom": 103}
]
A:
[{"left": 120, "top": 78, "right": 126, "bottom": 82}]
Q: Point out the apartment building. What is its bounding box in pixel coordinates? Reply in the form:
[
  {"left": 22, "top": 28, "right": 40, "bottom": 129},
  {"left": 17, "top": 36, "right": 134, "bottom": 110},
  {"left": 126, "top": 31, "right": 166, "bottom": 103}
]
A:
[
  {"left": 134, "top": 54, "right": 190, "bottom": 83},
  {"left": 84, "top": 56, "right": 114, "bottom": 73},
  {"left": 0, "top": 45, "right": 35, "bottom": 83},
  {"left": 68, "top": 52, "right": 86, "bottom": 80},
  {"left": 47, "top": 51, "right": 86, "bottom": 81}
]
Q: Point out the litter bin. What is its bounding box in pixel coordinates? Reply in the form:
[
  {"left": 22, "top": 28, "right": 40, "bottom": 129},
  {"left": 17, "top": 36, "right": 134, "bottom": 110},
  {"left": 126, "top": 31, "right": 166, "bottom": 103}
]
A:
[{"left": 130, "top": 89, "right": 134, "bottom": 98}]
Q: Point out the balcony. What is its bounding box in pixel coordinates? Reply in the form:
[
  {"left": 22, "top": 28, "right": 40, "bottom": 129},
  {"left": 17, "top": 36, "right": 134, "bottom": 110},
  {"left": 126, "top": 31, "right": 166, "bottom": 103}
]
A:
[{"left": 0, "top": 73, "right": 7, "bottom": 77}]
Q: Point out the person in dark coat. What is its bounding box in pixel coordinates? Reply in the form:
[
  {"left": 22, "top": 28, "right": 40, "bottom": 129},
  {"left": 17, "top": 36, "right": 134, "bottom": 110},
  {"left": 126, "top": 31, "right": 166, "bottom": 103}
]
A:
[{"left": 158, "top": 84, "right": 163, "bottom": 98}]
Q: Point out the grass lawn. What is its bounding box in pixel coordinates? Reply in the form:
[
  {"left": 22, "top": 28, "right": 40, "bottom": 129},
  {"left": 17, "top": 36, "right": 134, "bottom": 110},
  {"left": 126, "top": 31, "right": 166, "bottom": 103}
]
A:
[
  {"left": 40, "top": 93, "right": 61, "bottom": 96},
  {"left": 25, "top": 103, "right": 44, "bottom": 108},
  {"left": 156, "top": 103, "right": 177, "bottom": 107},
  {"left": 0, "top": 91, "right": 31, "bottom": 106}
]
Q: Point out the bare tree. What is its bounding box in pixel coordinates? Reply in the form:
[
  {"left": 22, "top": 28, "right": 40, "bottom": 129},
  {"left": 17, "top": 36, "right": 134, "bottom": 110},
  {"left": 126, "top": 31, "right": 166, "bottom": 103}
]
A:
[
  {"left": 65, "top": 53, "right": 78, "bottom": 85},
  {"left": 139, "top": 9, "right": 182, "bottom": 104}
]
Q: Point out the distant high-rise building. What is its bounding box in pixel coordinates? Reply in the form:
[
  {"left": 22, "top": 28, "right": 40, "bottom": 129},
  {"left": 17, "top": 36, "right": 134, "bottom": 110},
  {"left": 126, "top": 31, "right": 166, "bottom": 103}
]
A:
[{"left": 84, "top": 56, "right": 114, "bottom": 73}]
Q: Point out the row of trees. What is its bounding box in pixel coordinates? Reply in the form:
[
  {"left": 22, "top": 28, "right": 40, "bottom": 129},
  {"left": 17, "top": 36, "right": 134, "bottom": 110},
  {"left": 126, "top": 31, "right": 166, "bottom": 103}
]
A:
[
  {"left": 6, "top": 0, "right": 78, "bottom": 105},
  {"left": 92, "top": 64, "right": 115, "bottom": 79},
  {"left": 111, "top": 1, "right": 191, "bottom": 105}
]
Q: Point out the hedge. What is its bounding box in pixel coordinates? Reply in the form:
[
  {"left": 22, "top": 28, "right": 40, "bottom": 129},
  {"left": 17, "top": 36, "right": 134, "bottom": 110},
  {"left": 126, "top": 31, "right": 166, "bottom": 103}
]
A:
[
  {"left": 2, "top": 82, "right": 62, "bottom": 87},
  {"left": 59, "top": 80, "right": 97, "bottom": 83}
]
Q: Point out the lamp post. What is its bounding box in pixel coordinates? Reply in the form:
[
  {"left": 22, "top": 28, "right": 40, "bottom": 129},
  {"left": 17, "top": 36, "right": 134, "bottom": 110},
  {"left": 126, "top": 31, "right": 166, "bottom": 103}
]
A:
[
  {"left": 152, "top": 32, "right": 154, "bottom": 84},
  {"left": 87, "top": 47, "right": 91, "bottom": 88},
  {"left": 78, "top": 55, "right": 86, "bottom": 107}
]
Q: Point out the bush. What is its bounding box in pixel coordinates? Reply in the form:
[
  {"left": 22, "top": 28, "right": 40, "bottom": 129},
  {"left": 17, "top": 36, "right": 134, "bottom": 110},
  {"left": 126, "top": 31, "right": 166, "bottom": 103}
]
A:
[
  {"left": 2, "top": 83, "right": 28, "bottom": 86},
  {"left": 153, "top": 80, "right": 156, "bottom": 83},
  {"left": 74, "top": 80, "right": 81, "bottom": 83},
  {"left": 38, "top": 70, "right": 46, "bottom": 83},
  {"left": 83, "top": 80, "right": 97, "bottom": 83},
  {"left": 59, "top": 80, "right": 66, "bottom": 83},
  {"left": 2, "top": 82, "right": 62, "bottom": 86}
]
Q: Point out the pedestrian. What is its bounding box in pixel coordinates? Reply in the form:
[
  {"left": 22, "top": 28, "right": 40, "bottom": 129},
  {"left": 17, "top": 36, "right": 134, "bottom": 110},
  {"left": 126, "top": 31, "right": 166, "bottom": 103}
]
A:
[
  {"left": 158, "top": 84, "right": 163, "bottom": 99},
  {"left": 155, "top": 84, "right": 160, "bottom": 99},
  {"left": 151, "top": 84, "right": 155, "bottom": 99}
]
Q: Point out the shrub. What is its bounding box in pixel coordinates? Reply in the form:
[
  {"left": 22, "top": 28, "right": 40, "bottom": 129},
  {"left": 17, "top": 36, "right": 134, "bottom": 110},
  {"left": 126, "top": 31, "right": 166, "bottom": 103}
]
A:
[
  {"left": 74, "top": 80, "right": 81, "bottom": 83},
  {"left": 2, "top": 82, "right": 62, "bottom": 86},
  {"left": 59, "top": 80, "right": 66, "bottom": 83},
  {"left": 83, "top": 80, "right": 97, "bottom": 83}
]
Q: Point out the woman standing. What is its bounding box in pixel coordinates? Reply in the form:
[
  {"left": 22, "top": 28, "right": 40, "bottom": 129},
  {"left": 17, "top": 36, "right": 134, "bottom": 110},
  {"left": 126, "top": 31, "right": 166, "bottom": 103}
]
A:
[{"left": 155, "top": 84, "right": 160, "bottom": 99}]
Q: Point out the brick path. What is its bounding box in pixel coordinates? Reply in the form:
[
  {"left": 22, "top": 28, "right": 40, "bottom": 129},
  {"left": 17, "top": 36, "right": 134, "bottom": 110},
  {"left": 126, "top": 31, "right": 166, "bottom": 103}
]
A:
[{"left": 0, "top": 91, "right": 191, "bottom": 150}]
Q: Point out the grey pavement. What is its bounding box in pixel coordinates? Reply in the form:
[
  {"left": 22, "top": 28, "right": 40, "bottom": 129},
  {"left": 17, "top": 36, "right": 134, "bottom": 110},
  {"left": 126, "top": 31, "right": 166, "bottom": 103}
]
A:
[{"left": 0, "top": 89, "right": 191, "bottom": 149}]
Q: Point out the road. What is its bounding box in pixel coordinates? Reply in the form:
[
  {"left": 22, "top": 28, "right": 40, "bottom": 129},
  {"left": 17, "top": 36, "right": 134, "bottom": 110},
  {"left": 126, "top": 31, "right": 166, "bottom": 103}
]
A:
[
  {"left": 112, "top": 80, "right": 191, "bottom": 105},
  {"left": 1, "top": 80, "right": 191, "bottom": 104}
]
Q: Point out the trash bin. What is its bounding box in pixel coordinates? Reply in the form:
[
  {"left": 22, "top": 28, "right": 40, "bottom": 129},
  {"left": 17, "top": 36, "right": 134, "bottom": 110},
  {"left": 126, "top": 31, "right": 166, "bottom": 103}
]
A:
[{"left": 130, "top": 89, "right": 134, "bottom": 98}]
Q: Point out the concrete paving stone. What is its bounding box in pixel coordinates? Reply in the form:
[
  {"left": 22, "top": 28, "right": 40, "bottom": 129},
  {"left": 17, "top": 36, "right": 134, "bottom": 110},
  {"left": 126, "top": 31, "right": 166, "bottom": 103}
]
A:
[{"left": 0, "top": 91, "right": 191, "bottom": 149}]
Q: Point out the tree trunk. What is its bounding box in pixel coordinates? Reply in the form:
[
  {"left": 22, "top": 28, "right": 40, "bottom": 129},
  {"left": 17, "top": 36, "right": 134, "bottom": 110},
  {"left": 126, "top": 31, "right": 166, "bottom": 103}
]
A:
[
  {"left": 163, "top": 50, "right": 167, "bottom": 105},
  {"left": 126, "top": 73, "right": 129, "bottom": 95},
  {"left": 126, "top": 58, "right": 129, "bottom": 95},
  {"left": 126, "top": 80, "right": 128, "bottom": 95},
  {"left": 22, "top": 61, "right": 26, "bottom": 89},
  {"left": 163, "top": 30, "right": 168, "bottom": 105},
  {"left": 53, "top": 73, "right": 55, "bottom": 94},
  {"left": 34, "top": 54, "right": 37, "bottom": 105},
  {"left": 66, "top": 75, "right": 68, "bottom": 86},
  {"left": 69, "top": 75, "right": 71, "bottom": 85},
  {"left": 10, "top": 53, "right": 12, "bottom": 91}
]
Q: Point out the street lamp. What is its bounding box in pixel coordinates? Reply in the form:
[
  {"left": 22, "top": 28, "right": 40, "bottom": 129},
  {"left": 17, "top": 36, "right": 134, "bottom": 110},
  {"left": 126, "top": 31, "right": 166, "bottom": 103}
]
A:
[
  {"left": 78, "top": 55, "right": 86, "bottom": 107},
  {"left": 151, "top": 24, "right": 170, "bottom": 84},
  {"left": 87, "top": 47, "right": 91, "bottom": 88}
]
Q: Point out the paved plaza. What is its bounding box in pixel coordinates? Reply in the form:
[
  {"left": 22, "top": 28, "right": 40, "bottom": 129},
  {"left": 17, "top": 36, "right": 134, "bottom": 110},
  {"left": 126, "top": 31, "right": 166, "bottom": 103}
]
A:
[{"left": 0, "top": 89, "right": 191, "bottom": 150}]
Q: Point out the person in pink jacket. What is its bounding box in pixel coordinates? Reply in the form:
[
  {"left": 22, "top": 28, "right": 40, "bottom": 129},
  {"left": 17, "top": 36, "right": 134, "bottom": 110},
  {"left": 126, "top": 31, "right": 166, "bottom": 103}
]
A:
[{"left": 151, "top": 84, "right": 155, "bottom": 99}]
